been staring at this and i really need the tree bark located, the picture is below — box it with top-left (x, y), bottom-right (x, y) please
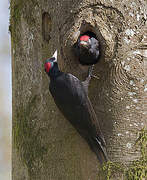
top-left (11, 0), bottom-right (147, 179)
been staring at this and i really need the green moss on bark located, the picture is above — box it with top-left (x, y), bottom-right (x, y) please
top-left (13, 95), bottom-right (47, 175)
top-left (10, 0), bottom-right (24, 44)
top-left (101, 129), bottom-right (147, 180)
top-left (10, 0), bottom-right (39, 44)
top-left (125, 129), bottom-right (147, 180)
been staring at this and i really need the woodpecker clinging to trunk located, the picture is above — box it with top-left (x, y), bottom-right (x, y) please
top-left (75, 34), bottom-right (100, 65)
top-left (44, 51), bottom-right (108, 163)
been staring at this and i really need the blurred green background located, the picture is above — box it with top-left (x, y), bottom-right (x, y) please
top-left (0, 1), bottom-right (11, 179)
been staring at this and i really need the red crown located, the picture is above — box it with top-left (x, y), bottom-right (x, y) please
top-left (80, 35), bottom-right (90, 42)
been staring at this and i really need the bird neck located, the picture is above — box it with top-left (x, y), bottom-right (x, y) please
top-left (49, 63), bottom-right (61, 77)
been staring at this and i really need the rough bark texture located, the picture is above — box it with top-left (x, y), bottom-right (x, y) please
top-left (11, 0), bottom-right (147, 179)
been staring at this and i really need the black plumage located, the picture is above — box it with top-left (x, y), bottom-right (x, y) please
top-left (75, 35), bottom-right (100, 65)
top-left (45, 58), bottom-right (108, 163)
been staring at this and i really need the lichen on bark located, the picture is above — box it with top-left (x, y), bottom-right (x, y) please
top-left (101, 129), bottom-right (147, 180)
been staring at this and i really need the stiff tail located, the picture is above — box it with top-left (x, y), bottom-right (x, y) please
top-left (86, 135), bottom-right (108, 164)
top-left (94, 137), bottom-right (108, 163)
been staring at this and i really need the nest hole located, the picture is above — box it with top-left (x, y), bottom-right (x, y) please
top-left (81, 31), bottom-right (97, 39)
top-left (74, 30), bottom-right (101, 65)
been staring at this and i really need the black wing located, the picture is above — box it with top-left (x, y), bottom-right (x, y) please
top-left (49, 73), bottom-right (108, 162)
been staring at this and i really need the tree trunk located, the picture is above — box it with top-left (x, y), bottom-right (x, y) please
top-left (11, 0), bottom-right (147, 179)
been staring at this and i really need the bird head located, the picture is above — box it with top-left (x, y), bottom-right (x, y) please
top-left (44, 57), bottom-right (56, 74)
top-left (76, 34), bottom-right (100, 65)
top-left (78, 35), bottom-right (90, 48)
top-left (44, 50), bottom-right (57, 74)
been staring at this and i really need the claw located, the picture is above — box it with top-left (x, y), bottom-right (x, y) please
top-left (87, 65), bottom-right (99, 80)
top-left (87, 65), bottom-right (94, 78)
top-left (91, 74), bottom-right (99, 80)
top-left (82, 65), bottom-right (99, 94)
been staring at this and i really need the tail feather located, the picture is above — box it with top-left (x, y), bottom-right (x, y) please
top-left (84, 135), bottom-right (108, 164)
top-left (94, 137), bottom-right (108, 163)
top-left (86, 136), bottom-right (108, 164)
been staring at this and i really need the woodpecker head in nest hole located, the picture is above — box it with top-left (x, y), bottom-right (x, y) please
top-left (75, 33), bottom-right (100, 65)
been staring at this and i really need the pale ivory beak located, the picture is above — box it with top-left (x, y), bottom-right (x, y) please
top-left (52, 50), bottom-right (57, 62)
top-left (80, 41), bottom-right (88, 47)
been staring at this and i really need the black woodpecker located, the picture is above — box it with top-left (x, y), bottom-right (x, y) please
top-left (44, 52), bottom-right (108, 163)
top-left (75, 34), bottom-right (100, 65)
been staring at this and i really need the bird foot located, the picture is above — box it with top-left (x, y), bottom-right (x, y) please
top-left (87, 65), bottom-right (94, 78)
top-left (91, 74), bottom-right (99, 80)
top-left (87, 65), bottom-right (99, 80)
top-left (82, 65), bottom-right (99, 94)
